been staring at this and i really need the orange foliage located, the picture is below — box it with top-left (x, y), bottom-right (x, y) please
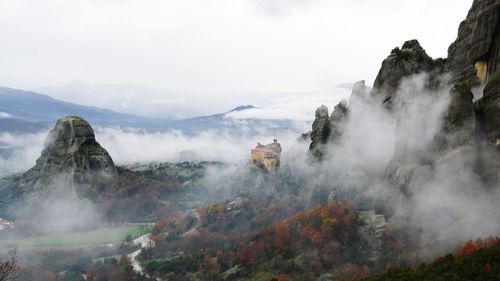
top-left (455, 237), bottom-right (500, 258)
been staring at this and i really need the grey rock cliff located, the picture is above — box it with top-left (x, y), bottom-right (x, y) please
top-left (309, 105), bottom-right (330, 160)
top-left (446, 0), bottom-right (500, 85)
top-left (7, 116), bottom-right (117, 199)
top-left (372, 40), bottom-right (445, 107)
top-left (308, 100), bottom-right (349, 161)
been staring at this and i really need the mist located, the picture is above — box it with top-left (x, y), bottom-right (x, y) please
top-left (0, 125), bottom-right (308, 179)
top-left (97, 127), bottom-right (303, 165)
top-left (0, 132), bottom-right (46, 178)
top-left (279, 73), bottom-right (500, 255)
top-left (1, 73), bottom-right (498, 258)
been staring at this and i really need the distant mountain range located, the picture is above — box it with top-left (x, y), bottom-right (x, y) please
top-left (0, 86), bottom-right (296, 134)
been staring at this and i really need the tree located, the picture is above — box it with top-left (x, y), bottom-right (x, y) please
top-left (0, 254), bottom-right (19, 281)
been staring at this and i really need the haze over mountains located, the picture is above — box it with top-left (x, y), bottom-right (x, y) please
top-left (0, 0), bottom-right (498, 280)
top-left (0, 85), bottom-right (323, 134)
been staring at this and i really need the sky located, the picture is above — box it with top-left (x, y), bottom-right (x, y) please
top-left (0, 0), bottom-right (472, 118)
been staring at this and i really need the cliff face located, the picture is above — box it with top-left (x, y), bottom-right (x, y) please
top-left (446, 0), bottom-right (499, 86)
top-left (308, 0), bottom-right (499, 190)
top-left (6, 116), bottom-right (117, 199)
top-left (309, 102), bottom-right (348, 160)
top-left (309, 105), bottom-right (331, 160)
top-left (372, 40), bottom-right (446, 107)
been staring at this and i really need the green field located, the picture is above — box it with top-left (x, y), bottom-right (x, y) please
top-left (0, 224), bottom-right (153, 249)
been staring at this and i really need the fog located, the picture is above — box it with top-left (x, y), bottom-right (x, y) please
top-left (226, 87), bottom-right (351, 121)
top-left (97, 127), bottom-right (303, 165)
top-left (281, 73), bottom-right (500, 254)
top-left (0, 73), bottom-right (498, 259)
top-left (0, 132), bottom-right (46, 178)
top-left (0, 125), bottom-right (307, 178)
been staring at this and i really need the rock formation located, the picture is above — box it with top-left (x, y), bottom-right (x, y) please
top-left (372, 39), bottom-right (446, 107)
top-left (309, 105), bottom-right (330, 160)
top-left (308, 101), bottom-right (349, 161)
top-left (327, 100), bottom-right (348, 143)
top-left (435, 81), bottom-right (475, 151)
top-left (358, 210), bottom-right (387, 262)
top-left (446, 0), bottom-right (499, 86)
top-left (476, 72), bottom-right (500, 147)
top-left (4, 116), bottom-right (117, 200)
top-left (309, 0), bottom-right (499, 192)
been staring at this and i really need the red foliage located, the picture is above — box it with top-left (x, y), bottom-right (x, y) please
top-left (455, 237), bottom-right (500, 258)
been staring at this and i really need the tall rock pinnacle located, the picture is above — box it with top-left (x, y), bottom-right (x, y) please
top-left (16, 116), bottom-right (117, 197)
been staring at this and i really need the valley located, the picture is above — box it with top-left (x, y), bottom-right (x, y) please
top-left (0, 0), bottom-right (499, 280)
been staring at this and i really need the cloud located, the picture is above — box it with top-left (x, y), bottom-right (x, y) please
top-left (0, 131), bottom-right (46, 178)
top-left (0, 112), bottom-right (12, 119)
top-left (225, 87), bottom-right (351, 121)
top-left (96, 127), bottom-right (301, 165)
top-left (0, 125), bottom-right (304, 179)
top-left (34, 82), bottom-right (197, 119)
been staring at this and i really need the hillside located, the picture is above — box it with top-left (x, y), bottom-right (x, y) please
top-left (363, 238), bottom-right (500, 281)
top-left (0, 0), bottom-right (498, 280)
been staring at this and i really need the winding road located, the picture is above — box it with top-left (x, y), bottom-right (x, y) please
top-left (127, 233), bottom-right (156, 279)
top-left (127, 210), bottom-right (201, 280)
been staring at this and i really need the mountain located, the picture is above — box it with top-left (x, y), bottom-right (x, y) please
top-left (172, 104), bottom-right (296, 134)
top-left (0, 86), bottom-right (297, 134)
top-left (0, 86), bottom-right (167, 132)
top-left (188, 105), bottom-right (257, 120)
top-left (34, 81), bottom-right (198, 119)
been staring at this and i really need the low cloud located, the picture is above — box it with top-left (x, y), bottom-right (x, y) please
top-left (0, 126), bottom-right (304, 178)
top-left (0, 112), bottom-right (12, 119)
top-left (0, 132), bottom-right (46, 178)
top-left (226, 88), bottom-right (351, 121)
top-left (96, 127), bottom-right (301, 165)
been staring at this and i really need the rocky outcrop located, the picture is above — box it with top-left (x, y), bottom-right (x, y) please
top-left (475, 72), bottom-right (500, 147)
top-left (309, 105), bottom-right (330, 160)
top-left (475, 71), bottom-right (500, 186)
top-left (372, 40), bottom-right (445, 106)
top-left (446, 0), bottom-right (499, 86)
top-left (307, 0), bottom-right (499, 193)
top-left (358, 210), bottom-right (387, 262)
top-left (327, 101), bottom-right (348, 143)
top-left (348, 80), bottom-right (369, 109)
top-left (308, 101), bottom-right (349, 160)
top-left (385, 0), bottom-right (499, 192)
top-left (435, 81), bottom-right (475, 151)
top-left (6, 116), bottom-right (117, 199)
